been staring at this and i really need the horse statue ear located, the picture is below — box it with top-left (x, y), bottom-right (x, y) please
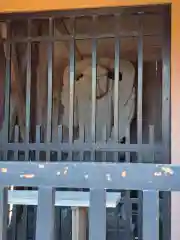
top-left (107, 69), bottom-right (122, 81)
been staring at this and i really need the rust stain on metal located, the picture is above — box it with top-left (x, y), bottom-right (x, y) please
top-left (121, 171), bottom-right (127, 177)
top-left (1, 168), bottom-right (7, 173)
top-left (154, 166), bottom-right (174, 177)
top-left (20, 174), bottom-right (35, 178)
top-left (161, 166), bottom-right (174, 175)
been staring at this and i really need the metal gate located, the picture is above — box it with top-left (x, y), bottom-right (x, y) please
top-left (0, 4), bottom-right (176, 240)
top-left (0, 162), bottom-right (180, 240)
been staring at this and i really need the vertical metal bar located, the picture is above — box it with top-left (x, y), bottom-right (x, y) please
top-left (23, 21), bottom-right (32, 240)
top-left (14, 125), bottom-right (19, 160)
top-left (91, 39), bottom-right (97, 144)
top-left (3, 22), bottom-right (11, 146)
top-left (0, 187), bottom-right (8, 240)
top-left (91, 16), bottom-right (97, 161)
top-left (124, 125), bottom-right (132, 239)
top-left (9, 205), bottom-right (17, 240)
top-left (68, 19), bottom-right (75, 161)
top-left (35, 187), bottom-right (55, 240)
top-left (35, 125), bottom-right (41, 161)
top-left (137, 19), bottom-right (143, 150)
top-left (55, 205), bottom-right (61, 240)
top-left (46, 18), bottom-right (53, 161)
top-left (89, 189), bottom-right (106, 240)
top-left (137, 18), bottom-right (144, 240)
top-left (162, 8), bottom-right (171, 240)
top-left (162, 0), bottom-right (170, 161)
top-left (125, 126), bottom-right (130, 162)
top-left (21, 207), bottom-right (28, 240)
top-left (25, 20), bottom-right (32, 158)
top-left (79, 123), bottom-right (85, 161)
top-left (32, 206), bottom-right (37, 240)
top-left (143, 191), bottom-right (159, 240)
top-left (149, 125), bottom-right (155, 162)
top-left (57, 125), bottom-right (63, 161)
top-left (10, 125), bottom-right (18, 239)
top-left (102, 125), bottom-right (107, 162)
top-left (114, 15), bottom-right (120, 162)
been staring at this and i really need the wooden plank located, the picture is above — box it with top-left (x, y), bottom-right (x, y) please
top-left (72, 208), bottom-right (86, 240)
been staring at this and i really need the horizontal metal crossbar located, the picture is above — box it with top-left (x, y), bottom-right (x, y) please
top-left (7, 190), bottom-right (121, 208)
top-left (0, 142), bottom-right (163, 152)
top-left (0, 162), bottom-right (179, 191)
top-left (0, 32), bottom-right (161, 43)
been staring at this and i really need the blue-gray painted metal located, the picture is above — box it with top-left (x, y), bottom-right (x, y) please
top-left (143, 191), bottom-right (159, 240)
top-left (35, 187), bottom-right (55, 240)
top-left (89, 189), bottom-right (106, 240)
top-left (0, 187), bottom-right (8, 240)
top-left (0, 162), bottom-right (179, 191)
top-left (162, 8), bottom-right (171, 240)
top-left (0, 142), bottom-right (163, 152)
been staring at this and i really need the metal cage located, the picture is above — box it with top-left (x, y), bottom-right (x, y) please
top-left (0, 4), bottom-right (172, 240)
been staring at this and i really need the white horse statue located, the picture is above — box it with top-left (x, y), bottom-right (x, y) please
top-left (61, 57), bottom-right (135, 161)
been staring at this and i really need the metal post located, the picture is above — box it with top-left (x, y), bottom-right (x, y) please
top-left (89, 189), bottom-right (106, 240)
top-left (113, 15), bottom-right (120, 162)
top-left (143, 191), bottom-right (159, 240)
top-left (46, 18), bottom-right (53, 161)
top-left (137, 17), bottom-right (143, 240)
top-left (68, 18), bottom-right (75, 161)
top-left (162, 7), bottom-right (171, 240)
top-left (91, 16), bottom-right (97, 161)
top-left (36, 187), bottom-right (55, 240)
top-left (0, 187), bottom-right (8, 240)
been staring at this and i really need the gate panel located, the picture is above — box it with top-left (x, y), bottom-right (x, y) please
top-left (0, 162), bottom-right (180, 240)
top-left (0, 4), bottom-right (171, 240)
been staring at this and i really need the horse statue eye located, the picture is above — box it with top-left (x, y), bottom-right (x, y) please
top-left (76, 73), bottom-right (83, 81)
top-left (107, 70), bottom-right (122, 81)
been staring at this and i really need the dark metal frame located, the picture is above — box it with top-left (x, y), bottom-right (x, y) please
top-left (0, 4), bottom-right (171, 240)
